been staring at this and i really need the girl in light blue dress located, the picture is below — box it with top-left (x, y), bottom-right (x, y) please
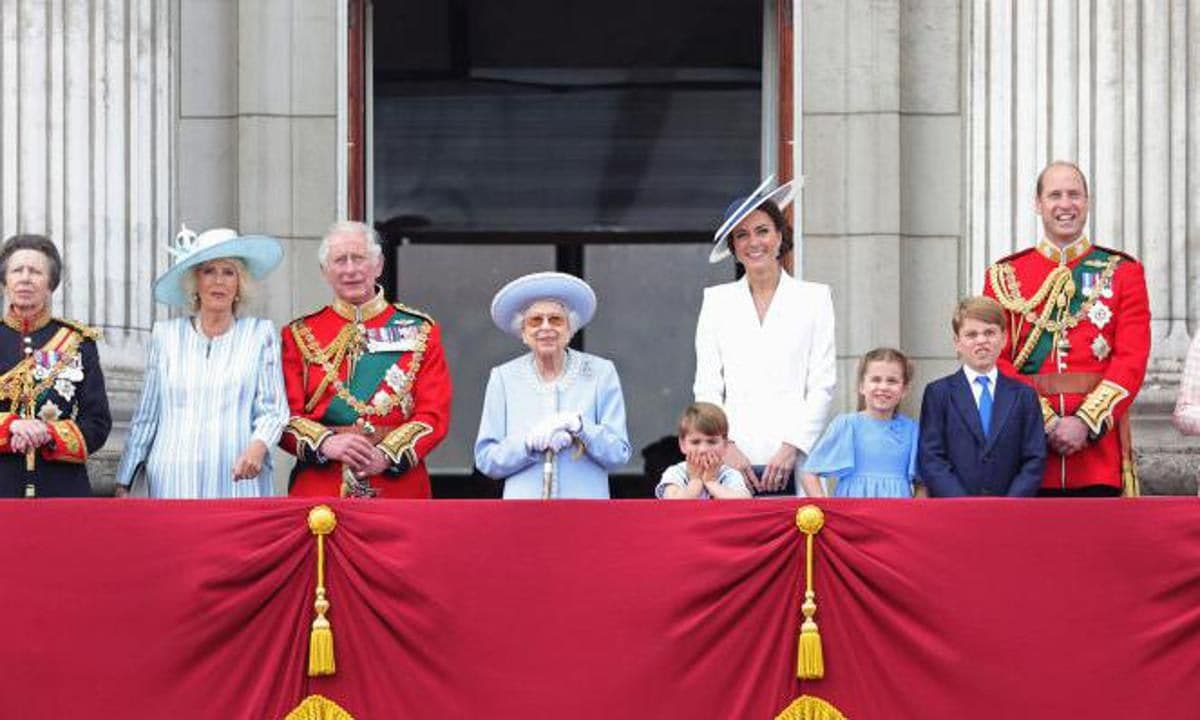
top-left (801, 347), bottom-right (923, 498)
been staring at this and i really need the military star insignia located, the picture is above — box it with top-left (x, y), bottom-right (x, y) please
top-left (1088, 300), bottom-right (1113, 329)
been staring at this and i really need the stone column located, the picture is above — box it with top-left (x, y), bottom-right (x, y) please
top-left (0, 0), bottom-right (172, 488)
top-left (965, 0), bottom-right (1200, 492)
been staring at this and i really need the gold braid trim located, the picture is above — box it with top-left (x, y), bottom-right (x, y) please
top-left (989, 255), bottom-right (1122, 370)
top-left (1040, 396), bottom-right (1059, 428)
top-left (290, 320), bottom-right (359, 414)
top-left (1076, 379), bottom-right (1129, 435)
top-left (45, 420), bottom-right (86, 462)
top-left (0, 331), bottom-right (85, 411)
top-left (393, 301), bottom-right (435, 324)
top-left (54, 318), bottom-right (101, 341)
top-left (285, 694), bottom-right (355, 720)
top-left (293, 319), bottom-right (429, 418)
top-left (378, 421), bottom-right (433, 467)
top-left (287, 416), bottom-right (333, 456)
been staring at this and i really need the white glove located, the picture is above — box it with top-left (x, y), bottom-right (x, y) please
top-left (548, 411), bottom-right (582, 435)
top-left (526, 412), bottom-right (583, 453)
top-left (525, 426), bottom-right (552, 453)
top-left (547, 429), bottom-right (573, 453)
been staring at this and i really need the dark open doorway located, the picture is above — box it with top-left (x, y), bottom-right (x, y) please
top-left (365, 0), bottom-right (766, 497)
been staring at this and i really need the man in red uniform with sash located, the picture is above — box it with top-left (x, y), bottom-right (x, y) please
top-left (983, 162), bottom-right (1150, 496)
top-left (280, 221), bottom-right (451, 498)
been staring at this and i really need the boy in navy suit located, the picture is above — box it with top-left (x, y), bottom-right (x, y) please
top-left (919, 297), bottom-right (1046, 496)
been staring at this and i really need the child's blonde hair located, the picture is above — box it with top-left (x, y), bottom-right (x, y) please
top-left (677, 402), bottom-right (729, 439)
top-left (952, 296), bottom-right (1005, 335)
top-left (855, 347), bottom-right (914, 411)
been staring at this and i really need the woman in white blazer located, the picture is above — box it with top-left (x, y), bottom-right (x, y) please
top-left (693, 177), bottom-right (837, 495)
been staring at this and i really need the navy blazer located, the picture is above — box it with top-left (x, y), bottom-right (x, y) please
top-left (918, 369), bottom-right (1046, 497)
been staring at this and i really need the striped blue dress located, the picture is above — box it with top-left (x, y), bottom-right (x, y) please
top-left (115, 316), bottom-right (288, 498)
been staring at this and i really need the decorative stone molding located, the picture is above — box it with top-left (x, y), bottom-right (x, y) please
top-left (0, 1), bottom-right (172, 491)
top-left (965, 2), bottom-right (1200, 493)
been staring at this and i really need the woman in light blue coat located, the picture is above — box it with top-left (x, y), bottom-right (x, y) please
top-left (474, 272), bottom-right (631, 498)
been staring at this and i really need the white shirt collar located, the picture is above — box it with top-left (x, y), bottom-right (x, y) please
top-left (961, 365), bottom-right (998, 388)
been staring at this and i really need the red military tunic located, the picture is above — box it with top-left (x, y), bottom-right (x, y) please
top-left (983, 237), bottom-right (1150, 492)
top-left (280, 290), bottom-right (452, 498)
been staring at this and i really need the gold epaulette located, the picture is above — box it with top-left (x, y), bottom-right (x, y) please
top-left (393, 302), bottom-right (435, 325)
top-left (1091, 244), bottom-right (1141, 265)
top-left (54, 318), bottom-right (101, 341)
top-left (992, 246), bottom-right (1037, 266)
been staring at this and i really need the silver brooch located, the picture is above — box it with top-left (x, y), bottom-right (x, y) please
top-left (1092, 335), bottom-right (1112, 361)
top-left (54, 376), bottom-right (76, 401)
top-left (37, 400), bottom-right (63, 423)
top-left (1087, 300), bottom-right (1113, 330)
top-left (385, 365), bottom-right (408, 393)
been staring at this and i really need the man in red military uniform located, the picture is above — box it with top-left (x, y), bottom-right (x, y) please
top-left (983, 162), bottom-right (1150, 496)
top-left (280, 221), bottom-right (452, 498)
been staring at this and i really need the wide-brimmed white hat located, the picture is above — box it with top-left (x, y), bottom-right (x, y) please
top-left (153, 224), bottom-right (284, 306)
top-left (489, 271), bottom-right (597, 338)
top-left (708, 175), bottom-right (800, 263)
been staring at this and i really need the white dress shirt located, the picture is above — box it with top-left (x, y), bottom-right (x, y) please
top-left (961, 365), bottom-right (999, 408)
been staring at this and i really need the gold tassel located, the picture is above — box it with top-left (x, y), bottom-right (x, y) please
top-left (795, 505), bottom-right (826, 680)
top-left (307, 505), bottom-right (338, 677)
top-left (774, 694), bottom-right (848, 720)
top-left (1121, 459), bottom-right (1140, 497)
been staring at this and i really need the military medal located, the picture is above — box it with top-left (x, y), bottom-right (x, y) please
top-left (1092, 335), bottom-right (1112, 361)
top-left (1079, 272), bottom-right (1097, 298)
top-left (1087, 300), bottom-right (1112, 329)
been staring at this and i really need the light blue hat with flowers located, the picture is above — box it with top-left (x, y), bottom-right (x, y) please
top-left (153, 224), bottom-right (284, 306)
top-left (490, 271), bottom-right (597, 338)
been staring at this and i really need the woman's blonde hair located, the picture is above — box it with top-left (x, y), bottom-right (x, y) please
top-left (181, 257), bottom-right (257, 315)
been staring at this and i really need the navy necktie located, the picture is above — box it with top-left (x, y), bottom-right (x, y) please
top-left (975, 375), bottom-right (993, 436)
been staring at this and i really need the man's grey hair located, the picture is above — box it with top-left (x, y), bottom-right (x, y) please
top-left (509, 298), bottom-right (581, 340)
top-left (317, 220), bottom-right (383, 267)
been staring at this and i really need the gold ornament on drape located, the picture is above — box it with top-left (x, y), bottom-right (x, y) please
top-left (795, 504), bottom-right (825, 679)
top-left (307, 505), bottom-right (338, 676)
top-left (285, 694), bottom-right (355, 720)
top-left (774, 694), bottom-right (848, 720)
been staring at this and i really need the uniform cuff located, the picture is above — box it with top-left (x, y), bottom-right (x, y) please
top-left (377, 421), bottom-right (433, 469)
top-left (1076, 380), bottom-right (1129, 435)
top-left (285, 417), bottom-right (333, 463)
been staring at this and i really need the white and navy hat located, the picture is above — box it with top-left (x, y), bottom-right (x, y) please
top-left (708, 175), bottom-right (799, 263)
top-left (489, 271), bottom-right (597, 338)
top-left (153, 225), bottom-right (284, 306)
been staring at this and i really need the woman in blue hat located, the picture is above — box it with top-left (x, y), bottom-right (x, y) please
top-left (693, 177), bottom-right (838, 496)
top-left (114, 226), bottom-right (289, 497)
top-left (475, 271), bottom-right (632, 498)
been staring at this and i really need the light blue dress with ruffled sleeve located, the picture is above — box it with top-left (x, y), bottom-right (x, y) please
top-left (803, 412), bottom-right (919, 498)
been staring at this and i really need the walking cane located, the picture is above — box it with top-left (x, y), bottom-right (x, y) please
top-left (541, 449), bottom-right (555, 499)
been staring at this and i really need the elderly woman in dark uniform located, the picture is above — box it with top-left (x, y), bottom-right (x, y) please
top-left (0, 234), bottom-right (111, 497)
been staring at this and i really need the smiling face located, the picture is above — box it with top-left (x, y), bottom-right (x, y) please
top-left (729, 209), bottom-right (783, 272)
top-left (954, 318), bottom-right (1005, 374)
top-left (3, 249), bottom-right (53, 316)
top-left (194, 259), bottom-right (242, 315)
top-left (1034, 164), bottom-right (1090, 248)
top-left (520, 299), bottom-right (571, 359)
top-left (858, 359), bottom-right (908, 418)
